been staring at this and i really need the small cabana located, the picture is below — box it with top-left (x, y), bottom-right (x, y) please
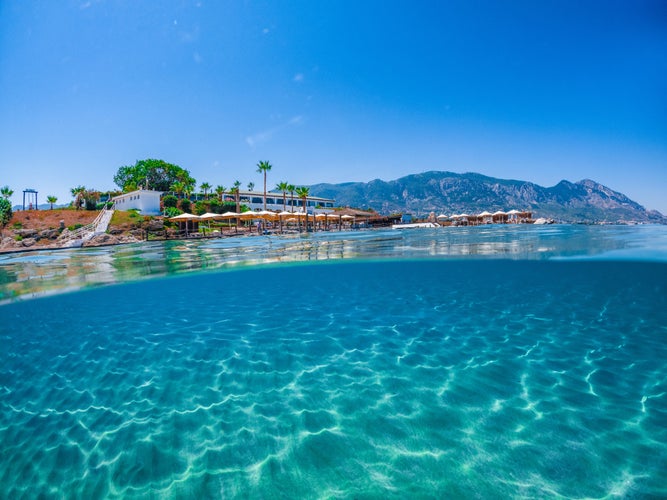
top-left (169, 213), bottom-right (200, 236)
top-left (492, 211), bottom-right (508, 224)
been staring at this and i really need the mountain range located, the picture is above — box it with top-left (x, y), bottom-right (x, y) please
top-left (308, 171), bottom-right (666, 224)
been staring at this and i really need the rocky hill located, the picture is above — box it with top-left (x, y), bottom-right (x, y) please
top-left (309, 171), bottom-right (666, 223)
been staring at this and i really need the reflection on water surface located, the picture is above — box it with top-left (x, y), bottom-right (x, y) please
top-left (1, 224), bottom-right (666, 302)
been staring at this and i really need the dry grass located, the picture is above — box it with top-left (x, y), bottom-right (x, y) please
top-left (7, 209), bottom-right (97, 231)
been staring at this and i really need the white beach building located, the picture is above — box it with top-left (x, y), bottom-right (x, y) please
top-left (112, 189), bottom-right (163, 215)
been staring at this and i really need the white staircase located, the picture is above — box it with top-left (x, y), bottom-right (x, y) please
top-left (60, 205), bottom-right (115, 247)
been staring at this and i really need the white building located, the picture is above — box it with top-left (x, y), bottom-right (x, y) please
top-left (112, 189), bottom-right (163, 215)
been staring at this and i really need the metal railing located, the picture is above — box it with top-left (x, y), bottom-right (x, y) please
top-left (60, 204), bottom-right (115, 243)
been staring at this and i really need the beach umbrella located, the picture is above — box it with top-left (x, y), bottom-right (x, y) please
top-left (169, 213), bottom-right (200, 235)
top-left (220, 211), bottom-right (239, 218)
top-left (169, 212), bottom-right (200, 220)
top-left (199, 212), bottom-right (223, 220)
top-left (436, 214), bottom-right (449, 219)
top-left (478, 211), bottom-right (492, 217)
top-left (256, 210), bottom-right (279, 219)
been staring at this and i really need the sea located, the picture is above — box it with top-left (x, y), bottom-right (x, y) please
top-left (1, 224), bottom-right (666, 498)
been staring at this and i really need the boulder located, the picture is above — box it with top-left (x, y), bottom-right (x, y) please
top-left (82, 233), bottom-right (119, 247)
top-left (21, 238), bottom-right (36, 247)
top-left (39, 228), bottom-right (60, 239)
top-left (14, 228), bottom-right (38, 238)
top-left (146, 219), bottom-right (164, 231)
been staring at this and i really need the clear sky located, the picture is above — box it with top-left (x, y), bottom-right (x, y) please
top-left (1, 0), bottom-right (666, 213)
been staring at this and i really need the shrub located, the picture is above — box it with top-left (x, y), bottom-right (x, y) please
top-left (0, 198), bottom-right (11, 227)
top-left (164, 207), bottom-right (182, 218)
top-left (179, 199), bottom-right (191, 212)
top-left (194, 201), bottom-right (207, 215)
top-left (68, 223), bottom-right (84, 231)
top-left (162, 194), bottom-right (178, 208)
top-left (12, 222), bottom-right (23, 229)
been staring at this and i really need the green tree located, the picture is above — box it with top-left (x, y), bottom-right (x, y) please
top-left (180, 198), bottom-right (192, 213)
top-left (46, 195), bottom-right (58, 209)
top-left (215, 185), bottom-right (226, 201)
top-left (247, 181), bottom-right (254, 192)
top-left (0, 186), bottom-right (13, 200)
top-left (230, 180), bottom-right (242, 219)
top-left (296, 186), bottom-right (310, 231)
top-left (171, 181), bottom-right (185, 199)
top-left (0, 197), bottom-right (12, 228)
top-left (71, 186), bottom-right (86, 210)
top-left (114, 159), bottom-right (196, 193)
top-left (162, 194), bottom-right (178, 208)
top-left (84, 190), bottom-right (100, 210)
top-left (276, 181), bottom-right (289, 211)
top-left (256, 160), bottom-right (272, 210)
top-left (200, 182), bottom-right (212, 200)
top-left (287, 184), bottom-right (296, 212)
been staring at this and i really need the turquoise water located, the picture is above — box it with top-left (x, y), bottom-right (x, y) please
top-left (1, 225), bottom-right (666, 497)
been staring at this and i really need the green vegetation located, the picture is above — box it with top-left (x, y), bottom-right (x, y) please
top-left (257, 160), bottom-right (272, 210)
top-left (0, 197), bottom-right (12, 228)
top-left (276, 181), bottom-right (289, 211)
top-left (1, 186), bottom-right (13, 200)
top-left (114, 158), bottom-right (196, 193)
top-left (164, 207), bottom-right (182, 218)
top-left (162, 194), bottom-right (178, 208)
top-left (46, 195), bottom-right (58, 209)
top-left (180, 198), bottom-right (192, 213)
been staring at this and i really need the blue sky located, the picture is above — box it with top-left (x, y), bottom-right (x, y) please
top-left (1, 0), bottom-right (666, 213)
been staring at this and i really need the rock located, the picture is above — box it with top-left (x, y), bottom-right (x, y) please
top-left (14, 229), bottom-right (38, 238)
top-left (57, 228), bottom-right (72, 241)
top-left (82, 233), bottom-right (119, 247)
top-left (0, 237), bottom-right (16, 249)
top-left (146, 219), bottom-right (164, 231)
top-left (39, 228), bottom-right (60, 239)
top-left (21, 238), bottom-right (36, 247)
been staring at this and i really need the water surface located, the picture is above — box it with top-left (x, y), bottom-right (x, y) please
top-left (1, 225), bottom-right (666, 497)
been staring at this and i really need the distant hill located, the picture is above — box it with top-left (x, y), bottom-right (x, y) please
top-left (308, 171), bottom-right (666, 224)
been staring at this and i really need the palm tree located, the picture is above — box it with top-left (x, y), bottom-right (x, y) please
top-left (231, 180), bottom-right (242, 214)
top-left (71, 185), bottom-right (86, 210)
top-left (0, 186), bottom-right (13, 200)
top-left (215, 185), bottom-right (226, 201)
top-left (200, 182), bottom-right (211, 200)
top-left (183, 184), bottom-right (193, 202)
top-left (256, 160), bottom-right (272, 210)
top-left (276, 181), bottom-right (289, 211)
top-left (247, 181), bottom-right (254, 192)
top-left (46, 195), bottom-right (58, 210)
top-left (230, 180), bottom-right (242, 229)
top-left (296, 186), bottom-right (310, 231)
top-left (171, 181), bottom-right (185, 199)
top-left (287, 184), bottom-right (296, 213)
